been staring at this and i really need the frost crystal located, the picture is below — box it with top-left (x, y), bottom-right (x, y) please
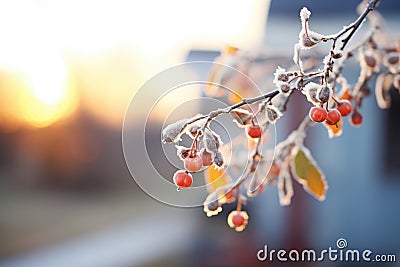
top-left (297, 7), bottom-right (326, 50)
top-left (273, 67), bottom-right (292, 95)
top-left (162, 118), bottom-right (188, 143)
top-left (273, 67), bottom-right (288, 85)
top-left (293, 43), bottom-right (304, 71)
top-left (300, 7), bottom-right (311, 25)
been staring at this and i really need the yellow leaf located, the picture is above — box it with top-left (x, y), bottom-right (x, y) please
top-left (323, 118), bottom-right (343, 138)
top-left (204, 164), bottom-right (232, 193)
top-left (290, 146), bottom-right (328, 201)
top-left (224, 45), bottom-right (239, 55)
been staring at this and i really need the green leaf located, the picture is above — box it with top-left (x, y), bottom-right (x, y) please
top-left (290, 145), bottom-right (328, 201)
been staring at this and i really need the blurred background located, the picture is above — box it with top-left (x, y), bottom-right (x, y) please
top-left (0, 0), bottom-right (399, 266)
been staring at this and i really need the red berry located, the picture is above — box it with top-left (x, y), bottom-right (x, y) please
top-left (247, 125), bottom-right (262, 138)
top-left (227, 210), bottom-right (249, 232)
top-left (184, 155), bottom-right (203, 172)
top-left (232, 214), bottom-right (245, 227)
top-left (200, 149), bottom-right (212, 166)
top-left (309, 106), bottom-right (327, 123)
top-left (350, 111), bottom-right (363, 127)
top-left (325, 109), bottom-right (341, 125)
top-left (173, 170), bottom-right (193, 188)
top-left (337, 100), bottom-right (353, 116)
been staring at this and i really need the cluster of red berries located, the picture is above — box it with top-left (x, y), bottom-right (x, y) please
top-left (173, 149), bottom-right (213, 189)
top-left (308, 100), bottom-right (360, 125)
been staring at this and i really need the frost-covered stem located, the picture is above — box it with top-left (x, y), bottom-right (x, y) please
top-left (228, 89), bottom-right (280, 112)
top-left (321, 0), bottom-right (380, 83)
top-left (338, 0), bottom-right (380, 51)
top-left (236, 193), bottom-right (242, 211)
top-left (186, 90), bottom-right (280, 132)
top-left (188, 1), bottom-right (380, 133)
top-left (325, 0), bottom-right (380, 51)
top-left (326, 31), bottom-right (376, 93)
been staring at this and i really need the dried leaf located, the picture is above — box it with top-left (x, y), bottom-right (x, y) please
top-left (204, 164), bottom-right (232, 194)
top-left (273, 66), bottom-right (289, 85)
top-left (213, 151), bottom-right (225, 168)
top-left (298, 7), bottom-right (326, 49)
top-left (230, 108), bottom-right (253, 127)
top-left (290, 146), bottom-right (328, 201)
top-left (203, 129), bottom-right (223, 154)
top-left (175, 145), bottom-right (191, 161)
top-left (375, 73), bottom-right (392, 109)
top-left (266, 104), bottom-right (282, 124)
top-left (277, 163), bottom-right (293, 206)
top-left (184, 115), bottom-right (207, 138)
top-left (303, 82), bottom-right (321, 105)
top-left (323, 119), bottom-right (343, 138)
